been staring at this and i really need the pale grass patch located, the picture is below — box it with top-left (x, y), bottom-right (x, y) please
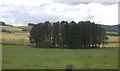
top-left (2, 32), bottom-right (30, 45)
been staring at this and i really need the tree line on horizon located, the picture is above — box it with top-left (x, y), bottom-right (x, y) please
top-left (0, 21), bottom-right (13, 26)
top-left (29, 21), bottom-right (108, 49)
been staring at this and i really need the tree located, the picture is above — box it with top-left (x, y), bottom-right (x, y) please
top-left (59, 21), bottom-right (66, 47)
top-left (29, 23), bottom-right (49, 47)
top-left (28, 23), bottom-right (35, 26)
top-left (63, 21), bottom-right (70, 48)
top-left (0, 21), bottom-right (5, 26)
top-left (52, 22), bottom-right (60, 47)
top-left (29, 21), bottom-right (108, 49)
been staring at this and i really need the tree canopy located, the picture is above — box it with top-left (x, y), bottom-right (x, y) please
top-left (29, 21), bottom-right (108, 49)
top-left (0, 21), bottom-right (5, 26)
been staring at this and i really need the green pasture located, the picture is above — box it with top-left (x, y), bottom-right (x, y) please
top-left (1, 28), bottom-right (119, 69)
top-left (2, 45), bottom-right (118, 69)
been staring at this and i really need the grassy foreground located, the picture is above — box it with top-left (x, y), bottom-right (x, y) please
top-left (2, 45), bottom-right (118, 69)
top-left (1, 31), bottom-right (119, 69)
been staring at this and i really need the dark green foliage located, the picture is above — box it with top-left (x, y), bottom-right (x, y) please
top-left (28, 23), bottom-right (35, 26)
top-left (52, 22), bottom-right (60, 47)
top-left (29, 21), bottom-right (108, 48)
top-left (0, 21), bottom-right (5, 26)
top-left (0, 21), bottom-right (13, 26)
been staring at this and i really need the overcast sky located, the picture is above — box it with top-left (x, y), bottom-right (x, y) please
top-left (0, 0), bottom-right (119, 26)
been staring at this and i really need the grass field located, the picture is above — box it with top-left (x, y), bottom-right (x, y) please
top-left (107, 36), bottom-right (119, 43)
top-left (2, 45), bottom-right (118, 69)
top-left (1, 28), bottom-right (119, 69)
top-left (1, 32), bottom-right (119, 47)
top-left (2, 32), bottom-right (30, 46)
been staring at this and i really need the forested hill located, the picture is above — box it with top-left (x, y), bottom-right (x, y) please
top-left (100, 25), bottom-right (118, 32)
top-left (100, 24), bottom-right (119, 35)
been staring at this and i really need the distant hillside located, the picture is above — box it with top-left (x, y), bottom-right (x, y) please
top-left (1, 21), bottom-right (119, 35)
top-left (100, 25), bottom-right (118, 32)
top-left (0, 26), bottom-right (32, 33)
top-left (0, 26), bottom-right (22, 33)
top-left (100, 25), bottom-right (119, 35)
top-left (0, 21), bottom-right (32, 33)
top-left (15, 26), bottom-right (32, 32)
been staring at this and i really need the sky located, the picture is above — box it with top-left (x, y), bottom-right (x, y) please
top-left (0, 0), bottom-right (119, 26)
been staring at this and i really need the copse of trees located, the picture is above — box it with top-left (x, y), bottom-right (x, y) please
top-left (0, 21), bottom-right (5, 26)
top-left (29, 21), bottom-right (108, 49)
top-left (0, 21), bottom-right (13, 26)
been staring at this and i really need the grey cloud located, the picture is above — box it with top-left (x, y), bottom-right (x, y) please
top-left (52, 0), bottom-right (119, 2)
top-left (0, 1), bottom-right (117, 26)
top-left (101, 2), bottom-right (117, 5)
top-left (0, 4), bottom-right (63, 25)
top-left (38, 3), bottom-right (50, 7)
top-left (60, 2), bottom-right (89, 5)
top-left (52, 0), bottom-right (118, 5)
top-left (58, 2), bottom-right (117, 6)
top-left (83, 14), bottom-right (94, 20)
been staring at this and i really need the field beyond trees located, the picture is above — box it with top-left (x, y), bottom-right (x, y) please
top-left (2, 32), bottom-right (119, 48)
top-left (1, 25), bottom-right (119, 69)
